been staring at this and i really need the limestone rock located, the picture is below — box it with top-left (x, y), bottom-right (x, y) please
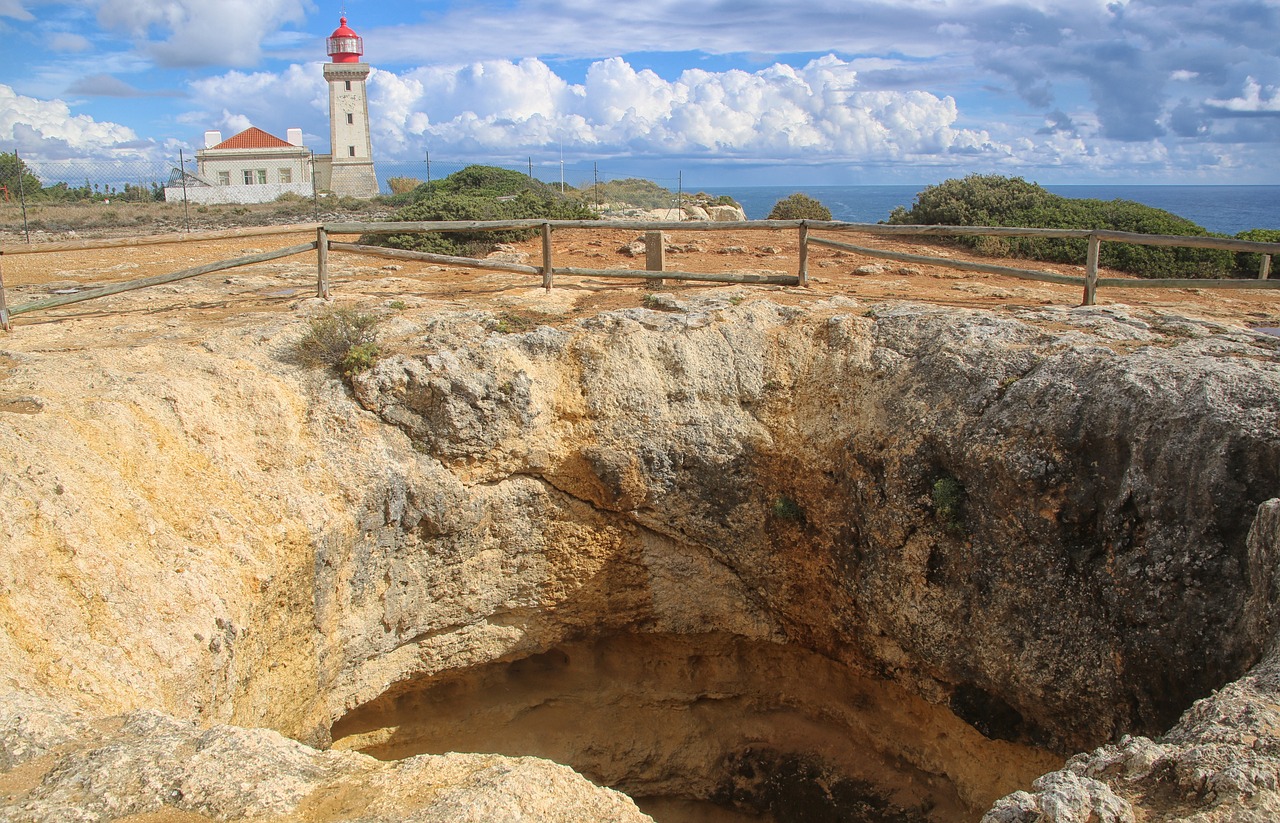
top-left (0, 695), bottom-right (651, 823)
top-left (984, 499), bottom-right (1280, 822)
top-left (485, 244), bottom-right (531, 265)
top-left (618, 239), bottom-right (647, 257)
top-left (707, 204), bottom-right (747, 221)
top-left (3, 294), bottom-right (1279, 821)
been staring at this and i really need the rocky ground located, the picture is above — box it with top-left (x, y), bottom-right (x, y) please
top-left (1, 220), bottom-right (1279, 822)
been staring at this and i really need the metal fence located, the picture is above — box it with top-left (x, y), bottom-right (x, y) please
top-left (0, 149), bottom-right (686, 202)
top-left (0, 147), bottom-right (692, 242)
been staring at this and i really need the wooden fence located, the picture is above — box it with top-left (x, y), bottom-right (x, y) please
top-left (2, 218), bottom-right (1278, 331)
top-left (0, 223), bottom-right (322, 330)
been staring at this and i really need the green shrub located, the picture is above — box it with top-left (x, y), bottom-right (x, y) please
top-left (367, 165), bottom-right (596, 256)
top-left (295, 308), bottom-right (381, 378)
top-left (771, 496), bottom-right (804, 521)
top-left (767, 193), bottom-right (833, 221)
top-left (931, 475), bottom-right (967, 536)
top-left (573, 177), bottom-right (676, 209)
top-left (888, 174), bottom-right (1235, 279)
top-left (1233, 229), bottom-right (1280, 278)
top-left (492, 311), bottom-right (537, 334)
top-left (340, 342), bottom-right (380, 375)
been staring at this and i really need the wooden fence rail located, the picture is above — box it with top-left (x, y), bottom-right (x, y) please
top-left (0, 223), bottom-right (321, 256)
top-left (802, 221), bottom-right (1279, 304)
top-left (2, 217), bottom-right (1278, 330)
top-left (2, 242), bottom-right (317, 328)
top-left (324, 218), bottom-right (1279, 305)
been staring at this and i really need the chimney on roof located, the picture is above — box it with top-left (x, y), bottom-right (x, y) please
top-left (286, 128), bottom-right (304, 147)
top-left (204, 130), bottom-right (222, 148)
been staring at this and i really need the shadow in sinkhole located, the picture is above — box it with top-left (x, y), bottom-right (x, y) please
top-left (330, 631), bottom-right (1061, 823)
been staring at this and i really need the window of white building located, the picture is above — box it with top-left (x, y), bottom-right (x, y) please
top-left (217, 171), bottom-right (230, 186)
top-left (279, 168), bottom-right (292, 184)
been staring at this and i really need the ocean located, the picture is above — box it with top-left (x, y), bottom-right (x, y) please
top-left (713, 185), bottom-right (1280, 236)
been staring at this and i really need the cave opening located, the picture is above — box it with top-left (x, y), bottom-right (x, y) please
top-left (330, 632), bottom-right (1061, 823)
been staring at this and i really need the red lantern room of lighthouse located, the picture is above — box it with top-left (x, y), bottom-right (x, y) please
top-left (327, 17), bottom-right (363, 63)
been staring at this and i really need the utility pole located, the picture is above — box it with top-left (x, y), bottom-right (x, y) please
top-left (309, 149), bottom-right (319, 222)
top-left (593, 162), bottom-right (599, 208)
top-left (16, 150), bottom-right (29, 243)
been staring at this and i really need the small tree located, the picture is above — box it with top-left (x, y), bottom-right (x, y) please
top-left (767, 192), bottom-right (832, 221)
top-left (0, 151), bottom-right (42, 199)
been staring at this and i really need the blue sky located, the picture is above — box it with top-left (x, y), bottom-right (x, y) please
top-left (2, 0), bottom-right (1279, 188)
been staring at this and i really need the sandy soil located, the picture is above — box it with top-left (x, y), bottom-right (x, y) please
top-left (1, 224), bottom-right (1277, 335)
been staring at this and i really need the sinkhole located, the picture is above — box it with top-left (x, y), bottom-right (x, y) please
top-left (330, 632), bottom-right (1062, 822)
top-left (321, 305), bottom-right (1280, 822)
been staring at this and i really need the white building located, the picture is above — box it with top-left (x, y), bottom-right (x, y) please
top-left (164, 127), bottom-right (314, 205)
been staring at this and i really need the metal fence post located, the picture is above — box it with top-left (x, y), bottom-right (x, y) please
top-left (179, 149), bottom-right (190, 232)
top-left (0, 255), bottom-right (11, 331)
top-left (317, 226), bottom-right (330, 299)
top-left (16, 150), bottom-right (30, 244)
top-left (310, 150), bottom-right (320, 222)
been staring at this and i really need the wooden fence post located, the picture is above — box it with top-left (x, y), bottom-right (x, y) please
top-left (1261, 254), bottom-right (1272, 280)
top-left (1083, 233), bottom-right (1100, 306)
top-left (0, 256), bottom-right (10, 331)
top-left (645, 230), bottom-right (665, 286)
top-left (798, 222), bottom-right (809, 287)
top-left (317, 226), bottom-right (330, 299)
top-left (541, 222), bottom-right (553, 292)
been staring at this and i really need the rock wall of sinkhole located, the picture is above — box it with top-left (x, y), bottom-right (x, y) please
top-left (1, 295), bottom-right (1279, 821)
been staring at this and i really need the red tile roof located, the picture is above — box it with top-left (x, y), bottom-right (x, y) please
top-left (212, 127), bottom-right (293, 150)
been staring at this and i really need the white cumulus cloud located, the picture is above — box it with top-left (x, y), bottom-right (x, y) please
top-left (0, 84), bottom-right (147, 160)
top-left (1207, 77), bottom-right (1280, 113)
top-left (356, 55), bottom-right (1006, 165)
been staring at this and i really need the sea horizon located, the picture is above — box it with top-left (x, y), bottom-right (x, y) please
top-left (710, 183), bottom-right (1280, 237)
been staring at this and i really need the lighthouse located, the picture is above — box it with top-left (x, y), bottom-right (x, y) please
top-left (320, 16), bottom-right (378, 197)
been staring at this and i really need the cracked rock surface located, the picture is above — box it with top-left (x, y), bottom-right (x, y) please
top-left (2, 291), bottom-right (1279, 821)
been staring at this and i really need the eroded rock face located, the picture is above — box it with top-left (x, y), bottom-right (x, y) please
top-left (983, 499), bottom-right (1280, 823)
top-left (0, 692), bottom-right (650, 823)
top-left (1, 295), bottom-right (1278, 821)
top-left (346, 299), bottom-right (1280, 753)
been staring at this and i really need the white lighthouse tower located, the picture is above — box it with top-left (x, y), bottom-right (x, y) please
top-left (321, 16), bottom-right (378, 197)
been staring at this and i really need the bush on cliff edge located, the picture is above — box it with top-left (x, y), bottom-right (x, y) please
top-left (366, 165), bottom-right (596, 256)
top-left (888, 174), bottom-right (1236, 279)
top-left (767, 193), bottom-right (833, 221)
